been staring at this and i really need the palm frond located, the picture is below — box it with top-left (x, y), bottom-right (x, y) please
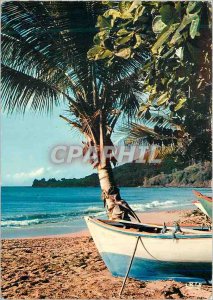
top-left (1, 64), bottom-right (61, 114)
top-left (2, 1), bottom-right (103, 113)
top-left (2, 1), bottom-right (147, 149)
top-left (117, 119), bottom-right (180, 147)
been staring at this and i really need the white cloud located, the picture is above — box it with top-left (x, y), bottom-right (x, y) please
top-left (12, 167), bottom-right (45, 180)
top-left (6, 167), bottom-right (63, 184)
top-left (4, 164), bottom-right (94, 186)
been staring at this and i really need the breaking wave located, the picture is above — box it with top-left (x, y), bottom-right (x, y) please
top-left (131, 200), bottom-right (177, 212)
top-left (1, 200), bottom-right (177, 228)
top-left (1, 219), bottom-right (41, 227)
top-left (1, 206), bottom-right (105, 228)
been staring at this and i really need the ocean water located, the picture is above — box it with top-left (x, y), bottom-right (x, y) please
top-left (1, 186), bottom-right (211, 239)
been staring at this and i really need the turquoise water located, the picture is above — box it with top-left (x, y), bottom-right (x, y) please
top-left (1, 186), bottom-right (211, 238)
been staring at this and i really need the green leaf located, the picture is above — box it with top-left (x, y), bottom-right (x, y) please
top-left (152, 24), bottom-right (179, 54)
top-left (190, 15), bottom-right (200, 39)
top-left (161, 47), bottom-right (175, 59)
top-left (187, 2), bottom-right (197, 14)
top-left (170, 30), bottom-right (182, 45)
top-left (174, 97), bottom-right (187, 111)
top-left (128, 1), bottom-right (140, 13)
top-left (152, 16), bottom-right (167, 33)
top-left (87, 45), bottom-right (104, 60)
top-left (171, 16), bottom-right (197, 45)
top-left (170, 14), bottom-right (194, 45)
top-left (133, 34), bottom-right (142, 49)
top-left (133, 5), bottom-right (145, 23)
top-left (175, 47), bottom-right (184, 60)
top-left (117, 29), bottom-right (130, 36)
top-left (93, 31), bottom-right (109, 45)
top-left (97, 49), bottom-right (113, 60)
top-left (115, 48), bottom-right (131, 59)
top-left (103, 9), bottom-right (121, 19)
top-left (178, 14), bottom-right (194, 31)
top-left (149, 93), bottom-right (157, 102)
top-left (157, 92), bottom-right (169, 105)
top-left (121, 11), bottom-right (133, 19)
top-left (97, 16), bottom-right (111, 29)
top-left (119, 2), bottom-right (131, 13)
top-left (187, 2), bottom-right (202, 14)
top-left (160, 4), bottom-right (176, 24)
top-left (175, 2), bottom-right (182, 13)
top-left (115, 32), bottom-right (134, 45)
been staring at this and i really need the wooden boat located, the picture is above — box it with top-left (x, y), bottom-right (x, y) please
top-left (85, 217), bottom-right (212, 282)
top-left (193, 200), bottom-right (209, 216)
top-left (193, 190), bottom-right (212, 219)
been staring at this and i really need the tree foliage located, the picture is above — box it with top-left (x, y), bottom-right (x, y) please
top-left (32, 161), bottom-right (211, 188)
top-left (88, 1), bottom-right (212, 163)
top-left (1, 1), bottom-right (145, 168)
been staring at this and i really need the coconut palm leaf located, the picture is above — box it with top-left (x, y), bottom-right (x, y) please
top-left (2, 1), bottom-right (145, 121)
top-left (2, 2), bottom-right (99, 109)
top-left (117, 114), bottom-right (182, 147)
top-left (1, 1), bottom-right (146, 174)
top-left (1, 64), bottom-right (62, 114)
top-left (1, 1), bottom-right (160, 221)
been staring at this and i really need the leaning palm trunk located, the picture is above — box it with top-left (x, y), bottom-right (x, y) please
top-left (97, 159), bottom-right (140, 222)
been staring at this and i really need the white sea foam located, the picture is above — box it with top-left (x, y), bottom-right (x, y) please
top-left (1, 201), bottom-right (177, 228)
top-left (131, 200), bottom-right (177, 212)
top-left (1, 219), bottom-right (40, 227)
top-left (84, 206), bottom-right (104, 213)
top-left (84, 206), bottom-right (106, 217)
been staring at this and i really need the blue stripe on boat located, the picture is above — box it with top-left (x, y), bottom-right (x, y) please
top-left (101, 252), bottom-right (212, 282)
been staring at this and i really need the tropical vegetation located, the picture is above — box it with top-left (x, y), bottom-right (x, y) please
top-left (33, 161), bottom-right (211, 188)
top-left (2, 1), bottom-right (146, 221)
top-left (88, 1), bottom-right (212, 163)
top-left (2, 1), bottom-right (211, 220)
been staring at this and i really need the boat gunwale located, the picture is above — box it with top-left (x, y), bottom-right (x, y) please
top-left (85, 217), bottom-right (212, 239)
top-left (193, 190), bottom-right (212, 203)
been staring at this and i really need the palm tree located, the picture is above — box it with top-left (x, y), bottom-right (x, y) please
top-left (2, 1), bottom-right (146, 221)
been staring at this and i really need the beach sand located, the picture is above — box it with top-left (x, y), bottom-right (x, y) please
top-left (2, 209), bottom-right (212, 299)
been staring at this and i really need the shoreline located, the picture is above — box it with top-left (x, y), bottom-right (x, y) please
top-left (31, 184), bottom-right (211, 188)
top-left (3, 208), bottom-right (207, 240)
top-left (7, 229), bottom-right (90, 240)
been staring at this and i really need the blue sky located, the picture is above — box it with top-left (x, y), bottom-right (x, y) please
top-left (1, 106), bottom-right (95, 186)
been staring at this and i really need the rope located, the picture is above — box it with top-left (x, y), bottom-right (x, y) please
top-left (102, 187), bottom-right (141, 223)
top-left (139, 236), bottom-right (161, 262)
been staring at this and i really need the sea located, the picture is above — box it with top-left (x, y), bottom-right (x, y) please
top-left (1, 186), bottom-right (211, 239)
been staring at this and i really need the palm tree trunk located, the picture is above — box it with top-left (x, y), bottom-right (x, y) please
top-left (97, 160), bottom-right (138, 222)
top-left (97, 160), bottom-right (121, 220)
top-left (97, 161), bottom-right (116, 193)
top-left (95, 115), bottom-right (138, 221)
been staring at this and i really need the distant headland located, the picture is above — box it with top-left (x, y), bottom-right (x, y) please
top-left (32, 161), bottom-right (211, 188)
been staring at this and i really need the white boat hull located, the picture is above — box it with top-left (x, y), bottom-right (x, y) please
top-left (85, 217), bottom-right (212, 282)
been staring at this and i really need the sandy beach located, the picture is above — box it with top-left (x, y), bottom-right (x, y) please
top-left (2, 209), bottom-right (212, 299)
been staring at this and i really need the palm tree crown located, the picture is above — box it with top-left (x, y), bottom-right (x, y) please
top-left (2, 1), bottom-right (148, 221)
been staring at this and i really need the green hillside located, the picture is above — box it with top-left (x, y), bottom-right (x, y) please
top-left (32, 161), bottom-right (211, 188)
